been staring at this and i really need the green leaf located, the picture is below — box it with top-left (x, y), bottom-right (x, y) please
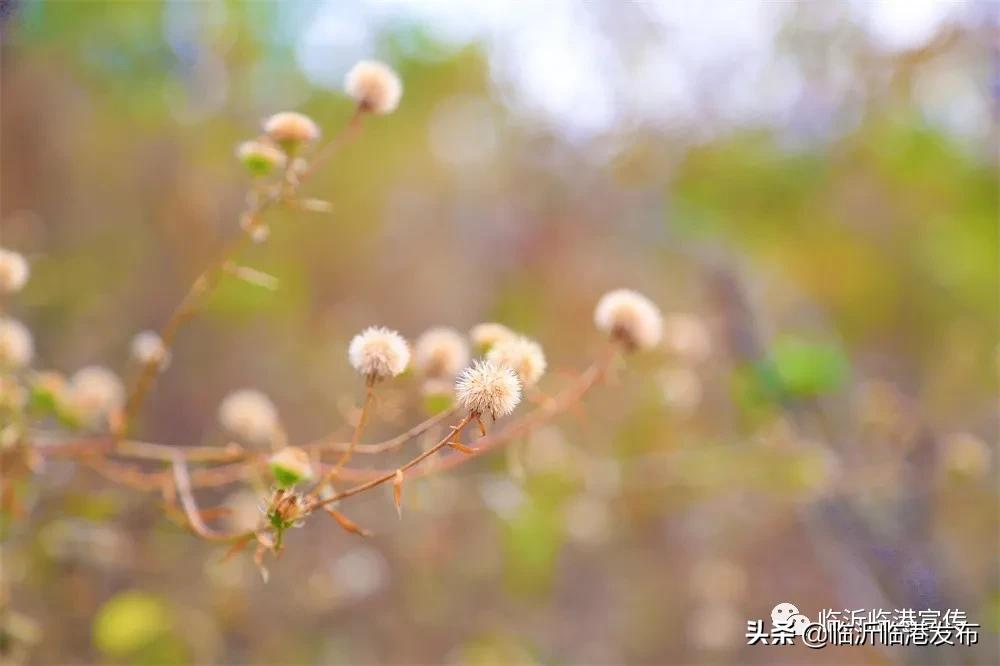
top-left (769, 338), bottom-right (849, 398)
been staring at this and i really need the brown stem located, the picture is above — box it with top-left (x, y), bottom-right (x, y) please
top-left (171, 453), bottom-right (253, 543)
top-left (309, 413), bottom-right (474, 511)
top-left (115, 109), bottom-right (368, 441)
top-left (308, 379), bottom-right (377, 496)
top-left (300, 107), bottom-right (364, 180)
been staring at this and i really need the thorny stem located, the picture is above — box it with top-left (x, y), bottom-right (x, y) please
top-left (309, 412), bottom-right (475, 511)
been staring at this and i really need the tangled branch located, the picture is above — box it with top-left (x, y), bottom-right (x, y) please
top-left (0, 61), bottom-right (665, 577)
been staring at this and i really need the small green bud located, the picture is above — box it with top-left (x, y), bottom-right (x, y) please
top-left (268, 446), bottom-right (313, 488)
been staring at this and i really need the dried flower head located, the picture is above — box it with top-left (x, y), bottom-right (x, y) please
top-left (469, 322), bottom-right (515, 353)
top-left (487, 336), bottom-right (547, 387)
top-left (348, 326), bottom-right (410, 380)
top-left (414, 327), bottom-right (469, 378)
top-left (0, 248), bottom-right (29, 294)
top-left (0, 317), bottom-right (33, 368)
top-left (237, 140), bottom-right (287, 176)
top-left (455, 360), bottom-right (521, 419)
top-left (219, 389), bottom-right (280, 444)
top-left (344, 60), bottom-right (402, 115)
top-left (268, 446), bottom-right (314, 488)
top-left (130, 330), bottom-right (170, 370)
top-left (594, 289), bottom-right (663, 351)
top-left (69, 366), bottom-right (125, 428)
top-left (263, 111), bottom-right (320, 150)
top-left (941, 432), bottom-right (990, 477)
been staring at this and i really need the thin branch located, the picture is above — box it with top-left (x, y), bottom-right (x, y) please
top-left (170, 453), bottom-right (253, 543)
top-left (115, 109), bottom-right (369, 441)
top-left (309, 412), bottom-right (474, 511)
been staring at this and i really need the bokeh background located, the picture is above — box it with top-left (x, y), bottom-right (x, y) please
top-left (1, 1), bottom-right (998, 664)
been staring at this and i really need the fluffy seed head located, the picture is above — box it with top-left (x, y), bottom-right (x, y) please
top-left (594, 289), bottom-right (663, 351)
top-left (0, 248), bottom-right (29, 294)
top-left (469, 322), bottom-right (515, 353)
top-left (268, 446), bottom-right (314, 487)
top-left (455, 360), bottom-right (521, 419)
top-left (263, 111), bottom-right (320, 148)
top-left (131, 330), bottom-right (170, 370)
top-left (0, 317), bottom-right (33, 368)
top-left (414, 327), bottom-right (469, 378)
top-left (487, 336), bottom-right (547, 387)
top-left (348, 326), bottom-right (410, 380)
top-left (237, 140), bottom-right (287, 176)
top-left (219, 389), bottom-right (279, 445)
top-left (69, 366), bottom-right (125, 428)
top-left (344, 60), bottom-right (402, 115)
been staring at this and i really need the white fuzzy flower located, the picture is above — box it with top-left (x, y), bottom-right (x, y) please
top-left (594, 289), bottom-right (663, 351)
top-left (348, 326), bottom-right (410, 380)
top-left (218, 389), bottom-right (279, 444)
top-left (469, 322), bottom-right (515, 352)
top-left (263, 111), bottom-right (320, 147)
top-left (0, 317), bottom-right (33, 367)
top-left (455, 360), bottom-right (521, 419)
top-left (344, 60), bottom-right (402, 115)
top-left (0, 248), bottom-right (29, 293)
top-left (131, 330), bottom-right (170, 370)
top-left (69, 366), bottom-right (125, 428)
top-left (414, 327), bottom-right (469, 378)
top-left (487, 336), bottom-right (547, 387)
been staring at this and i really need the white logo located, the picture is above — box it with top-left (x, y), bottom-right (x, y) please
top-left (770, 602), bottom-right (810, 636)
top-left (747, 604), bottom-right (980, 648)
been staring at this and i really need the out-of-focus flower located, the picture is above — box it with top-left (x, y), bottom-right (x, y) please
top-left (348, 326), bottom-right (410, 380)
top-left (941, 432), bottom-right (991, 477)
top-left (268, 446), bottom-right (314, 487)
top-left (663, 313), bottom-right (712, 363)
top-left (263, 111), bottom-right (320, 151)
top-left (659, 367), bottom-right (703, 413)
top-left (0, 376), bottom-right (27, 411)
top-left (487, 336), bottom-right (547, 387)
top-left (594, 289), bottom-right (663, 350)
top-left (0, 248), bottom-right (29, 293)
top-left (564, 494), bottom-right (612, 545)
top-left (68, 366), bottom-right (125, 428)
top-left (237, 140), bottom-right (287, 176)
top-left (218, 389), bottom-right (279, 445)
top-left (478, 476), bottom-right (527, 520)
top-left (690, 557), bottom-right (748, 602)
top-left (332, 546), bottom-right (389, 600)
top-left (344, 60), bottom-right (402, 115)
top-left (0, 317), bottom-right (33, 367)
top-left (130, 330), bottom-right (170, 370)
top-left (455, 360), bottom-right (521, 419)
top-left (688, 603), bottom-right (742, 652)
top-left (469, 322), bottom-right (515, 354)
top-left (414, 327), bottom-right (469, 379)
